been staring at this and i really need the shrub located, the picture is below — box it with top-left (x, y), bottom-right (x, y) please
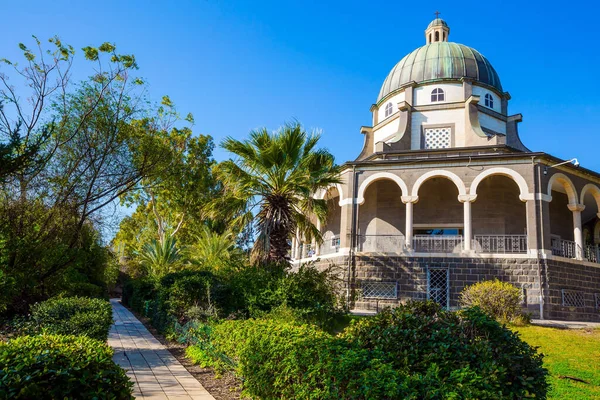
top-left (30, 296), bottom-right (113, 341)
top-left (188, 301), bottom-right (547, 399)
top-left (190, 318), bottom-right (401, 399)
top-left (0, 334), bottom-right (133, 399)
top-left (121, 276), bottom-right (156, 313)
top-left (342, 301), bottom-right (548, 399)
top-left (460, 279), bottom-right (523, 323)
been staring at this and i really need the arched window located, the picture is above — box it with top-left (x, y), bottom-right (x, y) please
top-left (484, 93), bottom-right (494, 108)
top-left (384, 102), bottom-right (393, 117)
top-left (431, 88), bottom-right (445, 102)
top-left (435, 31), bottom-right (440, 42)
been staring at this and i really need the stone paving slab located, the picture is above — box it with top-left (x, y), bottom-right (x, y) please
top-left (531, 319), bottom-right (600, 329)
top-left (109, 299), bottom-right (215, 400)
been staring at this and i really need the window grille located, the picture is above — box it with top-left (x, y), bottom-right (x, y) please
top-left (424, 127), bottom-right (451, 149)
top-left (595, 294), bottom-right (600, 311)
top-left (561, 290), bottom-right (585, 308)
top-left (427, 268), bottom-right (449, 308)
top-left (361, 281), bottom-right (397, 299)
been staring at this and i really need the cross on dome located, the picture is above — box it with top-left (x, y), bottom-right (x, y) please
top-left (425, 13), bottom-right (450, 44)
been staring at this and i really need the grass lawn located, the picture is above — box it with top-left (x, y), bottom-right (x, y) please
top-left (513, 325), bottom-right (600, 399)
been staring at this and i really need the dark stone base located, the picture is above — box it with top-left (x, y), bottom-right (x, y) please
top-left (302, 254), bottom-right (600, 322)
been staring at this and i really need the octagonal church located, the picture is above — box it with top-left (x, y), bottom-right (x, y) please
top-left (291, 17), bottom-right (600, 321)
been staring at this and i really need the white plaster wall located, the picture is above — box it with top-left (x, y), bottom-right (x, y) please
top-left (377, 91), bottom-right (406, 122)
top-left (411, 108), bottom-right (465, 149)
top-left (472, 85), bottom-right (500, 113)
top-left (414, 83), bottom-right (463, 106)
top-left (373, 118), bottom-right (400, 144)
top-left (479, 112), bottom-right (506, 134)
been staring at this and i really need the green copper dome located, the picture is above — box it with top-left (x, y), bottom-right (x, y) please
top-left (427, 18), bottom-right (448, 29)
top-left (377, 42), bottom-right (503, 103)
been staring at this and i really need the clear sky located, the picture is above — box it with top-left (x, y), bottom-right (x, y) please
top-left (2, 0), bottom-right (600, 171)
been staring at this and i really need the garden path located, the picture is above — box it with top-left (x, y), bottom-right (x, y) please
top-left (109, 299), bottom-right (215, 400)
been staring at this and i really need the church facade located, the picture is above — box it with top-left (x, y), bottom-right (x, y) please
top-left (291, 18), bottom-right (600, 322)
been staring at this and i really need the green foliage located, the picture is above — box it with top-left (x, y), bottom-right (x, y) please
top-left (342, 301), bottom-right (548, 399)
top-left (213, 121), bottom-right (341, 263)
top-left (460, 279), bottom-right (524, 323)
top-left (0, 334), bottom-right (133, 399)
top-left (138, 236), bottom-right (182, 279)
top-left (187, 226), bottom-right (244, 271)
top-left (30, 297), bottom-right (113, 341)
top-left (187, 301), bottom-right (547, 399)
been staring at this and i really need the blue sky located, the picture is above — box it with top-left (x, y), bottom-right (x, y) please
top-left (2, 0), bottom-right (600, 171)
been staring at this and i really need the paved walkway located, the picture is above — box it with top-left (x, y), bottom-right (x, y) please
top-left (109, 299), bottom-right (214, 400)
top-left (532, 319), bottom-right (600, 329)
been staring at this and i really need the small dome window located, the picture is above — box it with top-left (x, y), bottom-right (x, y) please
top-left (384, 102), bottom-right (393, 118)
top-left (431, 88), bottom-right (445, 102)
top-left (484, 93), bottom-right (494, 108)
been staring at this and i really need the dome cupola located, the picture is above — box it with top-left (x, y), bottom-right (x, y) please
top-left (377, 15), bottom-right (502, 104)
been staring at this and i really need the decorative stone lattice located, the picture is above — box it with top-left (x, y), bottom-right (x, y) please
top-left (361, 281), bottom-right (397, 299)
top-left (595, 293), bottom-right (600, 311)
top-left (561, 289), bottom-right (585, 308)
top-left (424, 127), bottom-right (451, 149)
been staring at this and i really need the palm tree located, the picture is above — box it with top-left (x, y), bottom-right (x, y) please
top-left (138, 236), bottom-right (181, 278)
top-left (188, 226), bottom-right (243, 271)
top-left (215, 122), bottom-right (341, 263)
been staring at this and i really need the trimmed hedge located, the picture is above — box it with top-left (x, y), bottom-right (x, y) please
top-left (187, 301), bottom-right (548, 399)
top-left (30, 296), bottom-right (113, 341)
top-left (0, 334), bottom-right (133, 399)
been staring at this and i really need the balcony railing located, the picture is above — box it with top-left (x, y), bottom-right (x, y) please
top-left (413, 235), bottom-right (463, 253)
top-left (356, 235), bottom-right (405, 253)
top-left (551, 239), bottom-right (577, 259)
top-left (320, 235), bottom-right (341, 256)
top-left (585, 244), bottom-right (600, 263)
top-left (473, 235), bottom-right (528, 254)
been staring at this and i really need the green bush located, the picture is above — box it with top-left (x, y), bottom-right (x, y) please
top-left (0, 334), bottom-right (133, 399)
top-left (30, 296), bottom-right (113, 341)
top-left (189, 318), bottom-right (400, 399)
top-left (122, 276), bottom-right (156, 313)
top-left (342, 301), bottom-right (548, 399)
top-left (460, 279), bottom-right (523, 323)
top-left (229, 263), bottom-right (345, 329)
top-left (188, 301), bottom-right (548, 399)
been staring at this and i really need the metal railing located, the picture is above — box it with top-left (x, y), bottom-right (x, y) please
top-left (584, 244), bottom-right (599, 263)
top-left (413, 235), bottom-right (463, 253)
top-left (552, 239), bottom-right (577, 259)
top-left (356, 235), bottom-right (405, 253)
top-left (297, 243), bottom-right (315, 259)
top-left (473, 235), bottom-right (528, 254)
top-left (320, 235), bottom-right (341, 255)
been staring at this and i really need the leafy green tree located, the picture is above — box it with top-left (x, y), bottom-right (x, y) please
top-left (214, 122), bottom-right (341, 263)
top-left (0, 37), bottom-right (185, 312)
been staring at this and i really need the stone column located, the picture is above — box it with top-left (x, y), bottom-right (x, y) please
top-left (291, 235), bottom-right (297, 259)
top-left (315, 219), bottom-right (321, 256)
top-left (458, 194), bottom-right (477, 252)
top-left (401, 196), bottom-right (419, 251)
top-left (568, 203), bottom-right (586, 260)
top-left (338, 202), bottom-right (354, 250)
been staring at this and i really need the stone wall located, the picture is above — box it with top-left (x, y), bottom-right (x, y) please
top-left (545, 259), bottom-right (600, 322)
top-left (301, 254), bottom-right (600, 322)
